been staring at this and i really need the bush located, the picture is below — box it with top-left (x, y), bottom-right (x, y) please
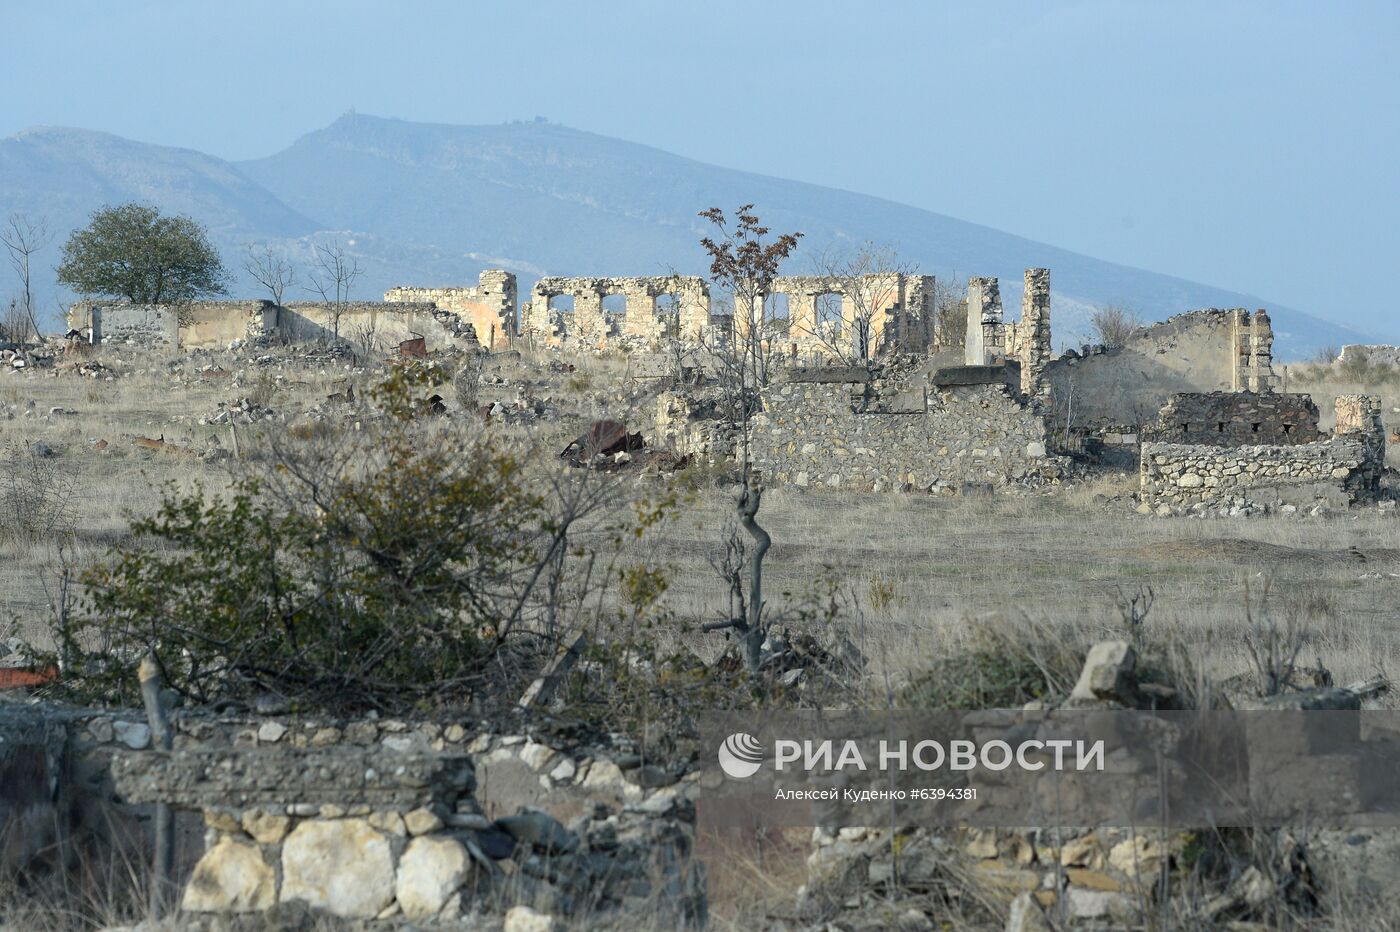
top-left (900, 617), bottom-right (1087, 710)
top-left (65, 365), bottom-right (655, 711)
top-left (1090, 304), bottom-right (1144, 348)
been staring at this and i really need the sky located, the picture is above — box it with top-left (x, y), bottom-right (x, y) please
top-left (4, 0), bottom-right (1397, 336)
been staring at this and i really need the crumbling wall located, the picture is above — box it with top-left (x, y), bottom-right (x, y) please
top-left (1140, 394), bottom-right (1385, 512)
top-left (1043, 309), bottom-right (1255, 429)
top-left (1012, 268), bottom-right (1052, 395)
top-left (69, 301), bottom-right (279, 349)
top-left (749, 273), bottom-right (936, 361)
top-left (523, 276), bottom-right (710, 349)
top-left (384, 269), bottom-right (517, 349)
top-left (1339, 345), bottom-right (1400, 367)
top-left (1233, 308), bottom-right (1278, 392)
top-left (749, 368), bottom-right (1064, 492)
top-left (1141, 392), bottom-right (1323, 446)
top-left (278, 302), bottom-right (480, 353)
top-left (964, 277), bottom-right (1003, 365)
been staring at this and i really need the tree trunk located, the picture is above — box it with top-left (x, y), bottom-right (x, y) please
top-left (737, 484), bottom-right (770, 677)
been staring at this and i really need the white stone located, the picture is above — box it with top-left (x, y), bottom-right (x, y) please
top-left (182, 838), bottom-right (276, 913)
top-left (395, 836), bottom-right (471, 919)
top-left (113, 720), bottom-right (151, 750)
top-left (404, 807), bottom-right (444, 835)
top-left (280, 818), bottom-right (394, 918)
top-left (241, 809), bottom-right (291, 844)
top-left (505, 904), bottom-right (559, 932)
top-left (1176, 473), bottom-right (1204, 489)
top-left (520, 741), bottom-right (560, 773)
top-left (257, 721), bottom-right (288, 743)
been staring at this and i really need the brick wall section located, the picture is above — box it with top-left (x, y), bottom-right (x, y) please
top-left (749, 372), bottom-right (1065, 492)
top-left (1141, 391), bottom-right (1323, 447)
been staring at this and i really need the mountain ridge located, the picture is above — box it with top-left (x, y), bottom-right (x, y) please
top-left (0, 115), bottom-right (1374, 356)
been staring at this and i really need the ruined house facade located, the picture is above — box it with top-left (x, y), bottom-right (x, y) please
top-left (68, 299), bottom-right (483, 354)
top-left (520, 276), bottom-right (711, 348)
top-left (963, 268), bottom-right (1053, 396)
top-left (383, 270), bottom-right (517, 350)
top-left (1140, 393), bottom-right (1385, 512)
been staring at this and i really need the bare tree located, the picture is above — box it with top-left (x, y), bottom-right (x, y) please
top-left (1, 213), bottom-right (53, 343)
top-left (804, 242), bottom-right (912, 367)
top-left (697, 205), bottom-right (801, 678)
top-left (304, 240), bottom-right (362, 339)
top-left (243, 243), bottom-right (296, 306)
top-left (932, 274), bottom-right (966, 350)
top-left (700, 205), bottom-right (802, 391)
top-left (1090, 303), bottom-right (1143, 348)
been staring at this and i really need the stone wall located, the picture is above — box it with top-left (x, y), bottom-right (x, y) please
top-left (1141, 391), bottom-right (1323, 446)
top-left (1339, 344), bottom-right (1400, 367)
top-left (1139, 395), bottom-right (1385, 513)
top-left (1013, 268), bottom-right (1052, 395)
top-left (384, 269), bottom-right (517, 349)
top-left (5, 705), bottom-right (706, 925)
top-left (750, 273), bottom-right (937, 360)
top-left (964, 276), bottom-right (1003, 365)
top-left (278, 301), bottom-right (481, 353)
top-left (1233, 308), bottom-right (1278, 391)
top-left (749, 367), bottom-right (1065, 493)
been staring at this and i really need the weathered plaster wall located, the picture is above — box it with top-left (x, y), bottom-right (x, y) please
top-left (522, 276), bottom-right (710, 349)
top-left (278, 302), bottom-right (480, 353)
top-left (69, 301), bottom-right (278, 349)
top-left (1043, 309), bottom-right (1252, 429)
top-left (384, 270), bottom-right (517, 349)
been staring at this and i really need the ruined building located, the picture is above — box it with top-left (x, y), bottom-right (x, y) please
top-left (1140, 392), bottom-right (1385, 512)
top-left (962, 269), bottom-right (1053, 396)
top-left (384, 270), bottom-right (518, 350)
top-left (520, 276), bottom-right (711, 348)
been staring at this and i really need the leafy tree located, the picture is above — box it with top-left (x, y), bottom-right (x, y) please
top-left (57, 204), bottom-right (227, 304)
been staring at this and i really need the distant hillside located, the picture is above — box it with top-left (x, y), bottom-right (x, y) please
top-left (0, 116), bottom-right (1372, 356)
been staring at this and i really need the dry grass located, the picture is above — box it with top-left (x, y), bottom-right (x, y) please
top-left (3, 345), bottom-right (1400, 929)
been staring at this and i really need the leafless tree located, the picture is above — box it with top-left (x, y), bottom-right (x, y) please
top-left (304, 240), bottom-right (362, 339)
top-left (804, 242), bottom-right (913, 367)
top-left (932, 274), bottom-right (966, 350)
top-left (243, 243), bottom-right (297, 306)
top-left (700, 205), bottom-right (802, 392)
top-left (1090, 303), bottom-right (1143, 348)
top-left (697, 205), bottom-right (801, 678)
top-left (1, 213), bottom-right (53, 343)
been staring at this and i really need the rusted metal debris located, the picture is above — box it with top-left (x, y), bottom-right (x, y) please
top-left (398, 335), bottom-right (427, 359)
top-left (560, 419), bottom-right (645, 465)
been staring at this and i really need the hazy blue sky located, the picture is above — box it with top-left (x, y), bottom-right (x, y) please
top-left (5, 1), bottom-right (1397, 335)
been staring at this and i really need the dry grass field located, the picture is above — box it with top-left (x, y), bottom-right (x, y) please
top-left (3, 345), bottom-right (1399, 931)
top-left (4, 346), bottom-right (1396, 707)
